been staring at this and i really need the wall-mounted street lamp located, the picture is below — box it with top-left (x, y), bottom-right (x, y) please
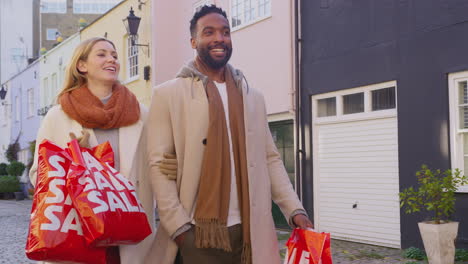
top-left (0, 85), bottom-right (7, 100)
top-left (123, 7), bottom-right (149, 55)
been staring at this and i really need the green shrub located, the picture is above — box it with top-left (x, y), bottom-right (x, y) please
top-left (0, 176), bottom-right (20, 193)
top-left (455, 248), bottom-right (468, 261)
top-left (6, 161), bottom-right (26, 176)
top-left (402, 247), bottom-right (426, 260)
top-left (0, 163), bottom-right (7, 175)
top-left (400, 165), bottom-right (468, 224)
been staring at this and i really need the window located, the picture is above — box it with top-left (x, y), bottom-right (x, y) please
top-left (193, 0), bottom-right (212, 13)
top-left (15, 96), bottom-right (20, 122)
top-left (231, 0), bottom-right (271, 29)
top-left (43, 77), bottom-right (48, 107)
top-left (73, 0), bottom-right (122, 14)
top-left (343, 92), bottom-right (364, 114)
top-left (372, 87), bottom-right (396, 111)
top-left (27, 88), bottom-right (34, 117)
top-left (46, 28), bottom-right (59, 41)
top-left (448, 73), bottom-right (468, 192)
top-left (51, 73), bottom-right (58, 98)
top-left (40, 0), bottom-right (66, 13)
top-left (313, 81), bottom-right (397, 121)
top-left (10, 48), bottom-right (24, 63)
top-left (317, 97), bottom-right (336, 117)
top-left (127, 36), bottom-right (139, 79)
top-left (18, 149), bottom-right (29, 165)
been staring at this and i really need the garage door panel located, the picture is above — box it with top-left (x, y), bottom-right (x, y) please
top-left (315, 116), bottom-right (401, 248)
top-left (318, 144), bottom-right (398, 154)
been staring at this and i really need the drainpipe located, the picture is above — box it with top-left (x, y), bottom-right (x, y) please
top-left (294, 0), bottom-right (303, 201)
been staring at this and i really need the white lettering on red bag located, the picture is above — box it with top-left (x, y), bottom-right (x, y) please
top-left (60, 208), bottom-right (83, 235)
top-left (284, 248), bottom-right (311, 264)
top-left (48, 155), bottom-right (66, 178)
top-left (40, 205), bottom-right (63, 231)
top-left (107, 165), bottom-right (135, 190)
top-left (83, 176), bottom-right (97, 192)
top-left (119, 191), bottom-right (139, 212)
top-left (87, 190), bottom-right (109, 214)
top-left (93, 171), bottom-right (115, 190)
top-left (107, 192), bottom-right (129, 212)
top-left (45, 179), bottom-right (65, 204)
top-left (82, 151), bottom-right (104, 171)
top-left (40, 155), bottom-right (84, 236)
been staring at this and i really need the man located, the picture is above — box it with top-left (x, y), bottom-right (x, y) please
top-left (147, 5), bottom-right (313, 264)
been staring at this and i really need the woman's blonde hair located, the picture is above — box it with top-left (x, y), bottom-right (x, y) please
top-left (58, 37), bottom-right (116, 98)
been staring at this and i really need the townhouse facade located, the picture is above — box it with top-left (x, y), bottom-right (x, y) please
top-left (40, 0), bottom-right (122, 51)
top-left (299, 0), bottom-right (468, 249)
top-left (0, 0), bottom-right (36, 84)
top-left (81, 0), bottom-right (153, 106)
top-left (9, 61), bottom-right (41, 167)
top-left (38, 33), bottom-right (81, 115)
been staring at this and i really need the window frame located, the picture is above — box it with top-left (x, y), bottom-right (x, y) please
top-left (73, 0), bottom-right (121, 14)
top-left (126, 36), bottom-right (139, 82)
top-left (312, 81), bottom-right (397, 125)
top-left (15, 95), bottom-right (20, 122)
top-left (27, 88), bottom-right (34, 118)
top-left (46, 28), bottom-right (59, 41)
top-left (229, 0), bottom-right (272, 31)
top-left (193, 0), bottom-right (212, 13)
top-left (40, 0), bottom-right (67, 14)
top-left (448, 72), bottom-right (468, 193)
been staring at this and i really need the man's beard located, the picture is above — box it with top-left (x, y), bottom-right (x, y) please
top-left (197, 44), bottom-right (232, 70)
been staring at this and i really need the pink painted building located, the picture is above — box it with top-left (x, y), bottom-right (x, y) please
top-left (151, 0), bottom-right (299, 209)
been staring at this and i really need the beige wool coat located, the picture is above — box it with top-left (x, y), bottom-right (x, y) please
top-left (29, 104), bottom-right (156, 264)
top-left (147, 64), bottom-right (305, 264)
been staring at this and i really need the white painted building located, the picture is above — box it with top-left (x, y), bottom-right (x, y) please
top-left (38, 33), bottom-right (80, 115)
top-left (0, 81), bottom-right (12, 163)
top-left (0, 0), bottom-right (35, 84)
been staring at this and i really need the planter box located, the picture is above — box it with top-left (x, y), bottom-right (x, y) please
top-left (418, 221), bottom-right (458, 264)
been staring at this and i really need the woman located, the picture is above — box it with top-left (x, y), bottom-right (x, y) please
top-left (29, 37), bottom-right (157, 263)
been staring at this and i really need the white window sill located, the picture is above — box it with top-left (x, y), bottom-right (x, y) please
top-left (122, 75), bottom-right (139, 85)
top-left (457, 186), bottom-right (468, 193)
top-left (232, 15), bottom-right (272, 32)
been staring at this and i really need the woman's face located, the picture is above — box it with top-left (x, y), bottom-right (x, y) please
top-left (77, 41), bottom-right (120, 84)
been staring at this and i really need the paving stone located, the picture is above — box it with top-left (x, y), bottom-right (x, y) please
top-left (2, 199), bottom-right (465, 264)
top-left (0, 199), bottom-right (34, 264)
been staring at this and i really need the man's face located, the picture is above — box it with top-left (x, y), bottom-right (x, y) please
top-left (191, 13), bottom-right (232, 69)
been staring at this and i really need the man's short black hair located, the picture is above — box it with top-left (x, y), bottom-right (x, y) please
top-left (190, 5), bottom-right (228, 38)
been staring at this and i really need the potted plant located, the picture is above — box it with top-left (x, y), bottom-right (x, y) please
top-left (400, 164), bottom-right (468, 264)
top-left (6, 161), bottom-right (26, 200)
top-left (0, 175), bottom-right (20, 199)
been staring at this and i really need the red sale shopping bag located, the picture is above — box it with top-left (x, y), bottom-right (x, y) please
top-left (284, 228), bottom-right (333, 264)
top-left (25, 140), bottom-right (107, 263)
top-left (66, 140), bottom-right (151, 247)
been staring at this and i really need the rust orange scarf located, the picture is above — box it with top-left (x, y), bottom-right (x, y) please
top-left (59, 84), bottom-right (140, 129)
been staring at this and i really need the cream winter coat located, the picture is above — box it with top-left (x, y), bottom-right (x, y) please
top-left (29, 104), bottom-right (156, 264)
top-left (147, 63), bottom-right (305, 264)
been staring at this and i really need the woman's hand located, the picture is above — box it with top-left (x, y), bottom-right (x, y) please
top-left (159, 153), bottom-right (177, 180)
top-left (69, 130), bottom-right (90, 148)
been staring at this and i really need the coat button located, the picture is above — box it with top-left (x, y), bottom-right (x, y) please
top-left (249, 162), bottom-right (255, 168)
top-left (202, 138), bottom-right (207, 145)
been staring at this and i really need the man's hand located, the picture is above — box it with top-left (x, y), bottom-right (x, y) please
top-left (69, 130), bottom-right (90, 148)
top-left (174, 231), bottom-right (188, 247)
top-left (159, 153), bottom-right (177, 180)
top-left (293, 214), bottom-right (314, 229)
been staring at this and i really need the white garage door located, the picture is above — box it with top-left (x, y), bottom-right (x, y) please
top-left (312, 82), bottom-right (401, 248)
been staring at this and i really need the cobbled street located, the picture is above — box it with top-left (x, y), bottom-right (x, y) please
top-left (0, 199), bottom-right (34, 264)
top-left (1, 199), bottom-right (466, 264)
